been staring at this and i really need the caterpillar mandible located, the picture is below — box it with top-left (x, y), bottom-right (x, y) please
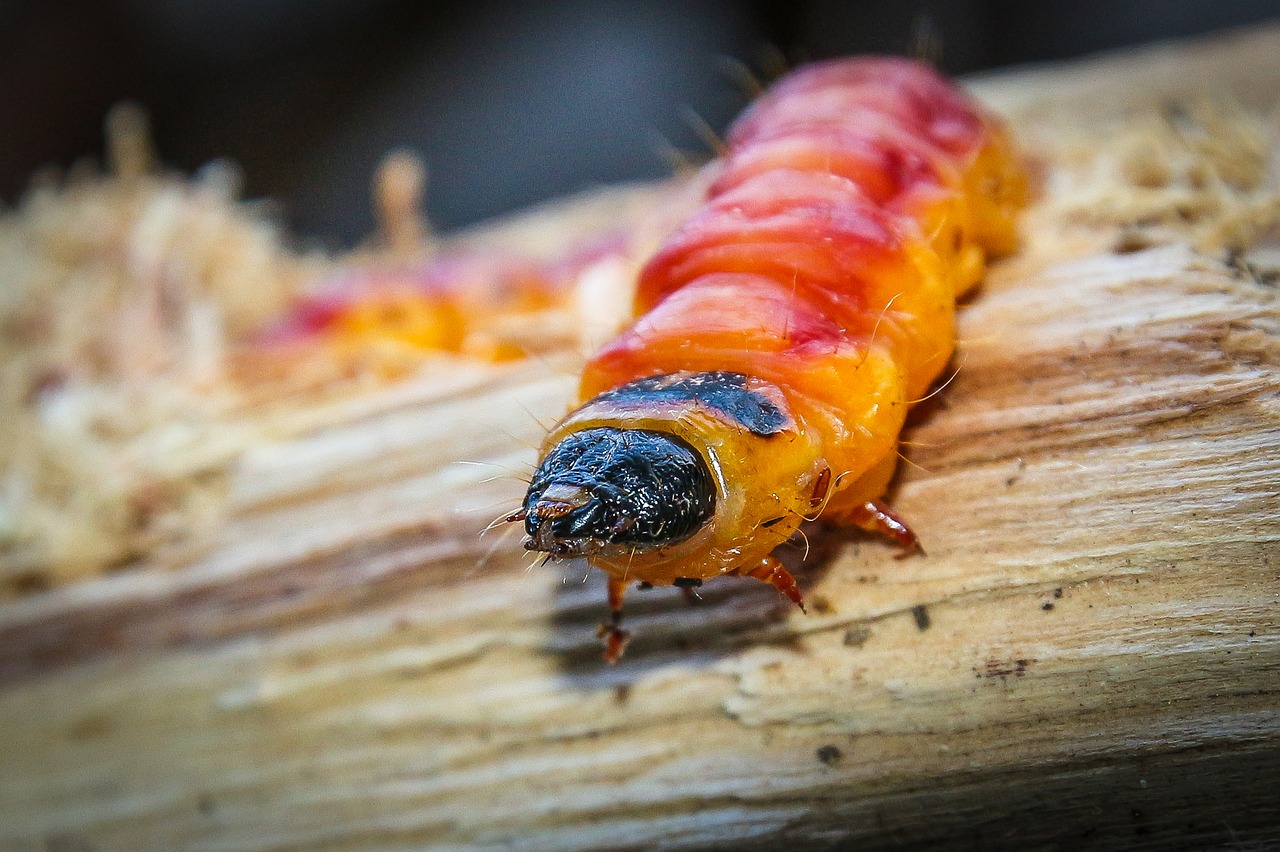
top-left (513, 57), bottom-right (1027, 662)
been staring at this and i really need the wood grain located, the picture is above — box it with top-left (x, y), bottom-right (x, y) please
top-left (2, 27), bottom-right (1279, 852)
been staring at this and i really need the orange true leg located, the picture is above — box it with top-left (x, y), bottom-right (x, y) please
top-left (597, 575), bottom-right (632, 664)
top-left (846, 499), bottom-right (922, 554)
top-left (743, 554), bottom-right (806, 613)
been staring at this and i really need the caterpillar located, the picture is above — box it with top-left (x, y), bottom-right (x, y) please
top-left (513, 56), bottom-right (1027, 662)
top-left (259, 238), bottom-right (627, 373)
top-left (254, 150), bottom-right (634, 375)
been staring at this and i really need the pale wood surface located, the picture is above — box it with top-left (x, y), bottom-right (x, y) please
top-left (3, 27), bottom-right (1280, 851)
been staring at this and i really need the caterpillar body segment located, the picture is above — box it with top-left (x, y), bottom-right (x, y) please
top-left (523, 57), bottom-right (1026, 661)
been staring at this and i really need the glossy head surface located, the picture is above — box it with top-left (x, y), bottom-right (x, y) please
top-left (523, 427), bottom-right (716, 558)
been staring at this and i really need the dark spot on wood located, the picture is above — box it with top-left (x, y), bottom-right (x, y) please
top-left (816, 745), bottom-right (843, 766)
top-left (1225, 247), bottom-right (1244, 272)
top-left (7, 572), bottom-right (51, 596)
top-left (978, 658), bottom-right (1036, 679)
top-left (1053, 587), bottom-right (1063, 598)
top-left (44, 834), bottom-right (97, 852)
top-left (25, 369), bottom-right (67, 404)
top-left (765, 633), bottom-right (810, 654)
top-left (843, 627), bottom-right (872, 648)
top-left (613, 683), bottom-right (632, 705)
top-left (911, 604), bottom-right (931, 631)
top-left (1042, 602), bottom-right (1055, 611)
top-left (197, 794), bottom-right (216, 816)
top-left (1225, 248), bottom-right (1280, 287)
top-left (1114, 229), bottom-right (1154, 254)
top-left (67, 714), bottom-right (112, 742)
top-left (810, 595), bottom-right (833, 615)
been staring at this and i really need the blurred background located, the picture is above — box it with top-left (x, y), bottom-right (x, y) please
top-left (2, 0), bottom-right (1278, 247)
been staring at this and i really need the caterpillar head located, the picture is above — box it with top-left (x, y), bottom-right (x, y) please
top-left (522, 427), bottom-right (716, 559)
top-left (516, 371), bottom-right (826, 587)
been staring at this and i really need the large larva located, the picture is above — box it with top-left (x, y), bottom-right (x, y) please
top-left (515, 57), bottom-right (1027, 662)
top-left (260, 238), bottom-right (627, 373)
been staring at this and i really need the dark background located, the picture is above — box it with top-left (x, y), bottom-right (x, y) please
top-left (2, 0), bottom-right (1278, 247)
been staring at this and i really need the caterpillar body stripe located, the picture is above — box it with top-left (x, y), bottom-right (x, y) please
top-left (517, 57), bottom-right (1027, 662)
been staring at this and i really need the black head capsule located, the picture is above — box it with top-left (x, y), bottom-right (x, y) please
top-left (523, 427), bottom-right (716, 558)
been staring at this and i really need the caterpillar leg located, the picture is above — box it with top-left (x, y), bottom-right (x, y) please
top-left (673, 577), bottom-right (704, 606)
top-left (845, 499), bottom-right (922, 554)
top-left (740, 554), bottom-right (806, 613)
top-left (597, 575), bottom-right (632, 664)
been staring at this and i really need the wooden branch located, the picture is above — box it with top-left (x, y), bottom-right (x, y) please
top-left (3, 26), bottom-right (1279, 851)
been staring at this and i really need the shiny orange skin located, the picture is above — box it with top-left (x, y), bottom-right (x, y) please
top-left (565, 57), bottom-right (1026, 585)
